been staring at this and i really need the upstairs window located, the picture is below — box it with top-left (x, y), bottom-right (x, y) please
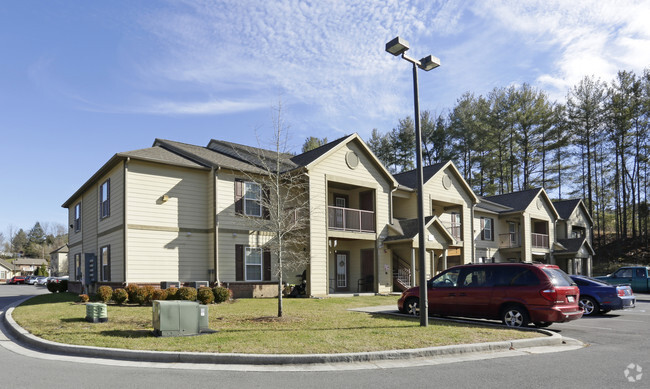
top-left (100, 179), bottom-right (110, 219)
top-left (481, 217), bottom-right (493, 241)
top-left (74, 203), bottom-right (81, 232)
top-left (243, 182), bottom-right (262, 217)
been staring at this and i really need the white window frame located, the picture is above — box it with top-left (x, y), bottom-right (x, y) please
top-left (245, 247), bottom-right (263, 281)
top-left (74, 202), bottom-right (81, 232)
top-left (100, 246), bottom-right (110, 282)
top-left (483, 217), bottom-right (493, 241)
top-left (100, 179), bottom-right (110, 219)
top-left (243, 182), bottom-right (262, 217)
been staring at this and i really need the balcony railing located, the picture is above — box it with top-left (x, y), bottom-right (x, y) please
top-left (328, 206), bottom-right (375, 233)
top-left (499, 233), bottom-right (520, 248)
top-left (441, 222), bottom-right (462, 240)
top-left (531, 233), bottom-right (549, 249)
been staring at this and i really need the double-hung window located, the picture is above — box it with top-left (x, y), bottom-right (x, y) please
top-left (245, 247), bottom-right (262, 281)
top-left (243, 182), bottom-right (262, 217)
top-left (100, 246), bottom-right (111, 282)
top-left (74, 203), bottom-right (81, 232)
top-left (100, 179), bottom-right (110, 219)
top-left (481, 217), bottom-right (493, 241)
top-left (74, 253), bottom-right (82, 280)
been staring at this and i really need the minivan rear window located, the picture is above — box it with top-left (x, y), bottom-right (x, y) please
top-left (542, 268), bottom-right (575, 286)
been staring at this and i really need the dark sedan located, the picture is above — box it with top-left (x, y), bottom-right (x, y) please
top-left (570, 275), bottom-right (636, 316)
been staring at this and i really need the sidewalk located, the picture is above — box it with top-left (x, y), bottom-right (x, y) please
top-left (1, 300), bottom-right (570, 366)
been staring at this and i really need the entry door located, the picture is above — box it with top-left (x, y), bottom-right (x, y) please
top-left (336, 252), bottom-right (349, 291)
top-left (360, 249), bottom-right (374, 292)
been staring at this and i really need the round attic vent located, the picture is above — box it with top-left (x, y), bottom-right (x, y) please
top-left (442, 174), bottom-right (452, 189)
top-left (345, 151), bottom-right (359, 169)
top-left (537, 198), bottom-right (543, 210)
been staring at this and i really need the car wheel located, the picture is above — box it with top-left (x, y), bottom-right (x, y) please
top-left (405, 297), bottom-right (419, 316)
top-left (501, 305), bottom-right (530, 327)
top-left (533, 321), bottom-right (552, 328)
top-left (579, 296), bottom-right (599, 316)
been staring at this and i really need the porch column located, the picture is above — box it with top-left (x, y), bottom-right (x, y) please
top-left (411, 248), bottom-right (416, 287)
top-left (442, 249), bottom-right (448, 271)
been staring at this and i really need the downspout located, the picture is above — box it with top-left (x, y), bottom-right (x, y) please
top-left (470, 204), bottom-right (475, 264)
top-left (123, 158), bottom-right (129, 284)
top-left (213, 167), bottom-right (220, 285)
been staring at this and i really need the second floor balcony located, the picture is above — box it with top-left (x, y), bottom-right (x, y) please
top-left (499, 232), bottom-right (549, 249)
top-left (531, 233), bottom-right (549, 249)
top-left (328, 206), bottom-right (375, 233)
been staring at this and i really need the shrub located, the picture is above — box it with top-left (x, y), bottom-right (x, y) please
top-left (47, 281), bottom-right (58, 293)
top-left (212, 286), bottom-right (233, 304)
top-left (178, 286), bottom-right (197, 301)
top-left (97, 285), bottom-right (113, 303)
top-left (165, 286), bottom-right (179, 300)
top-left (112, 288), bottom-right (128, 305)
top-left (79, 294), bottom-right (89, 303)
top-left (131, 285), bottom-right (155, 306)
top-left (152, 288), bottom-right (168, 301)
top-left (197, 286), bottom-right (214, 304)
top-left (125, 284), bottom-right (139, 303)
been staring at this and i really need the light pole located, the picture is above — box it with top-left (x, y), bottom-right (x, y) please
top-left (386, 36), bottom-right (440, 327)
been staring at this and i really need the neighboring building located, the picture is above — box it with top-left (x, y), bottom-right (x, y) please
top-left (0, 259), bottom-right (15, 281)
top-left (49, 244), bottom-right (69, 277)
top-left (62, 135), bottom-right (594, 296)
top-left (12, 258), bottom-right (48, 276)
top-left (553, 199), bottom-right (594, 275)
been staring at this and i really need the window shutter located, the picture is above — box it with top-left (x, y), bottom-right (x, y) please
top-left (107, 246), bottom-right (111, 282)
top-left (480, 218), bottom-right (485, 240)
top-left (234, 179), bottom-right (243, 214)
top-left (235, 244), bottom-right (244, 281)
top-left (263, 250), bottom-right (271, 281)
top-left (490, 218), bottom-right (494, 241)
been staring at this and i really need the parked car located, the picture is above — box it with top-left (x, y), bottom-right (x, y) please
top-left (48, 276), bottom-right (69, 284)
top-left (26, 275), bottom-right (39, 285)
top-left (570, 275), bottom-right (635, 316)
top-left (7, 276), bottom-right (26, 284)
top-left (35, 276), bottom-right (48, 286)
top-left (397, 263), bottom-right (583, 328)
top-left (594, 266), bottom-right (650, 293)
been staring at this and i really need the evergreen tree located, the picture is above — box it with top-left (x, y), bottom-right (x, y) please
top-left (301, 136), bottom-right (328, 153)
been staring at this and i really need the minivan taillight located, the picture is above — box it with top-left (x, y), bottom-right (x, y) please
top-left (540, 289), bottom-right (557, 302)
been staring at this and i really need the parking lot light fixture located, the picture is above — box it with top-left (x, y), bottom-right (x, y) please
top-left (385, 36), bottom-right (440, 327)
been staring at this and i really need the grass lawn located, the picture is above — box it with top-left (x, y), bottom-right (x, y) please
top-left (12, 293), bottom-right (539, 354)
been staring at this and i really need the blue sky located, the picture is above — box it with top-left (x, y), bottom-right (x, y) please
top-left (1, 0), bottom-right (649, 238)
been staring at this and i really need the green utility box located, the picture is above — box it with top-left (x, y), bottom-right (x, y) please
top-left (85, 303), bottom-right (108, 323)
top-left (153, 300), bottom-right (210, 337)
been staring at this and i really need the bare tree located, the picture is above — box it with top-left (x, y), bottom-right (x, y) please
top-left (232, 103), bottom-right (311, 317)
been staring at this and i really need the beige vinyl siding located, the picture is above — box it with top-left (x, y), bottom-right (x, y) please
top-left (523, 195), bottom-right (557, 262)
top-left (82, 185), bottom-right (98, 257)
top-left (127, 229), bottom-right (211, 282)
top-left (98, 163), bottom-right (124, 233)
top-left (215, 170), bottom-right (265, 231)
top-left (127, 161), bottom-right (210, 229)
top-left (98, 230), bottom-right (124, 282)
top-left (568, 207), bottom-right (593, 242)
top-left (308, 140), bottom-right (393, 296)
top-left (125, 160), bottom-right (212, 283)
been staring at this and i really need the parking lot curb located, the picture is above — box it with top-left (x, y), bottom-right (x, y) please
top-left (2, 298), bottom-right (563, 365)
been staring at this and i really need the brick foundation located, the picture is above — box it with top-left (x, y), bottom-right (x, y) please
top-left (225, 282), bottom-right (280, 298)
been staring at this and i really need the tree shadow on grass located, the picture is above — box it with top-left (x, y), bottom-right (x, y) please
top-left (60, 318), bottom-right (86, 323)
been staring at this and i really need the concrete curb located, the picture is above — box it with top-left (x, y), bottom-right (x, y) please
top-left (2, 300), bottom-right (563, 365)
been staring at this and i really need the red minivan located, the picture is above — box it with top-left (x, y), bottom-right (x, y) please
top-left (397, 263), bottom-right (583, 327)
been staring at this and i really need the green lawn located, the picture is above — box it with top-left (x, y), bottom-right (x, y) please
top-left (12, 293), bottom-right (538, 354)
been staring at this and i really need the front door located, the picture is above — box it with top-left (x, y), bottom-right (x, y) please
top-left (336, 252), bottom-right (349, 291)
top-left (360, 249), bottom-right (374, 292)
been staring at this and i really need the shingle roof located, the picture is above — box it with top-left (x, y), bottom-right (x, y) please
top-left (13, 258), bottom-right (48, 266)
top-left (557, 238), bottom-right (595, 255)
top-left (207, 139), bottom-right (298, 173)
top-left (290, 135), bottom-right (350, 167)
top-left (119, 146), bottom-right (205, 169)
top-left (0, 259), bottom-right (14, 270)
top-left (482, 188), bottom-right (542, 212)
top-left (384, 216), bottom-right (435, 241)
top-left (553, 199), bottom-right (582, 220)
top-left (393, 162), bottom-right (447, 188)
